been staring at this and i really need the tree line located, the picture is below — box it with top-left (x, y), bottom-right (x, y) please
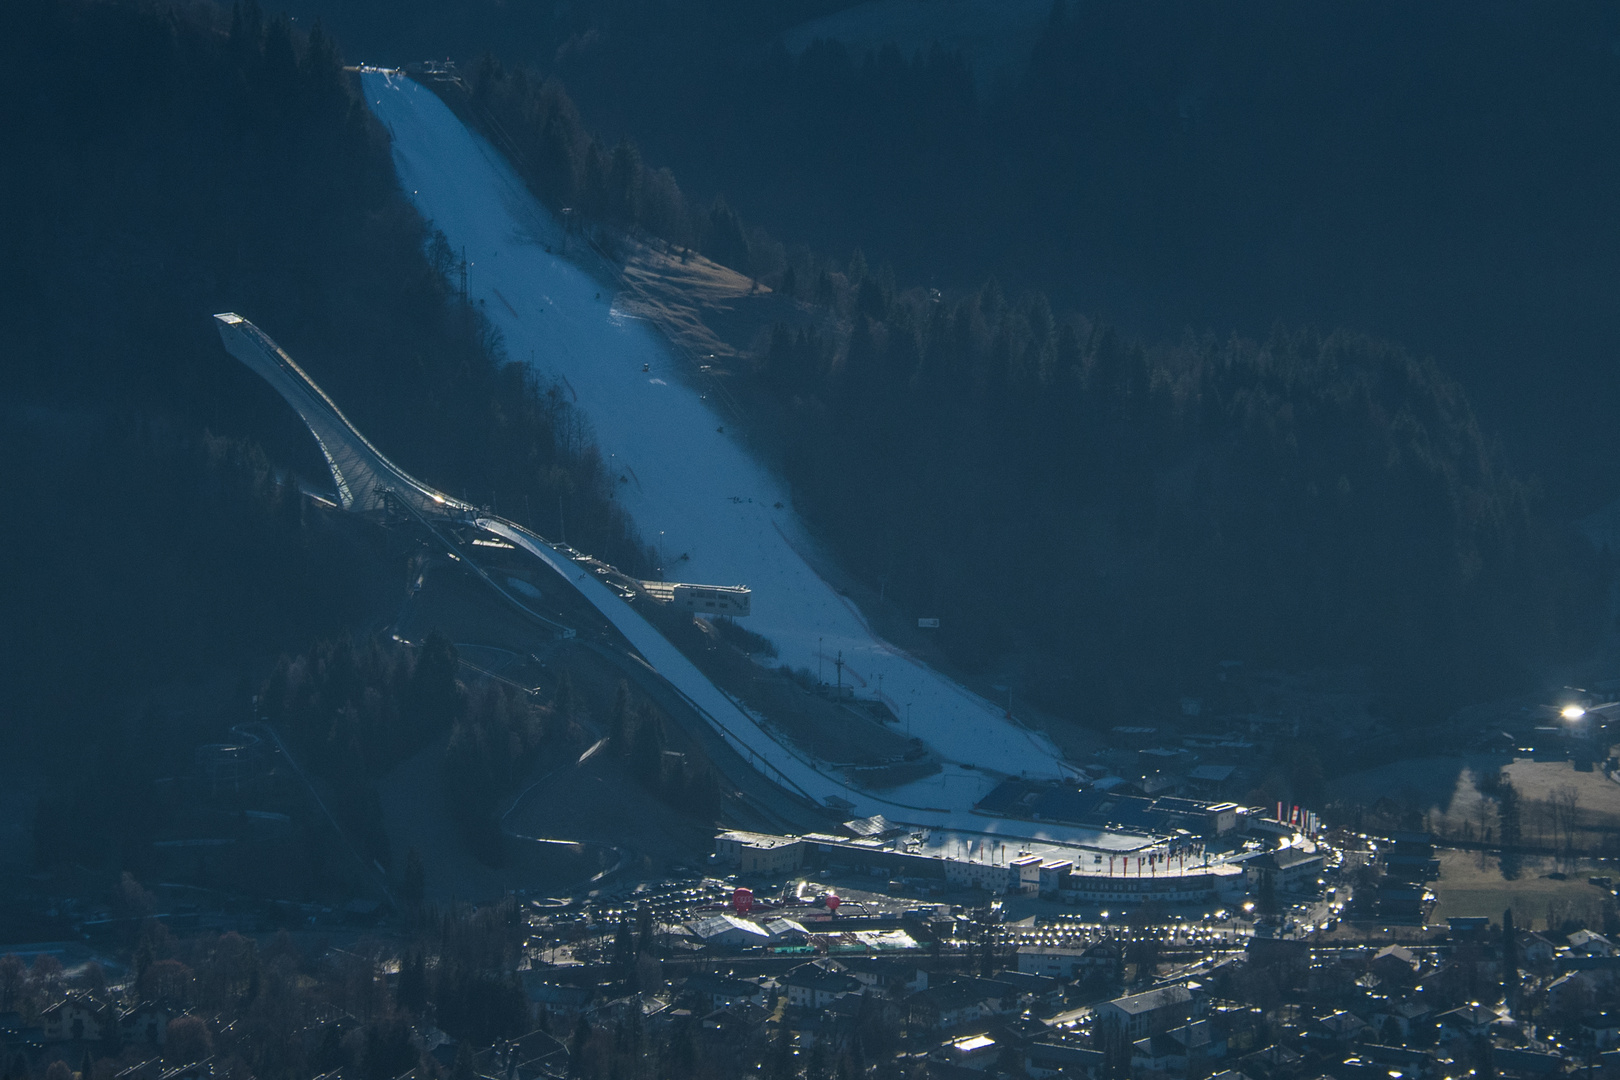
top-left (15, 420), bottom-right (374, 872)
top-left (606, 681), bottom-right (724, 823)
top-left (261, 632), bottom-right (585, 868)
top-left (559, 0), bottom-right (1620, 508)
top-left (460, 58), bottom-right (777, 280)
top-left (751, 275), bottom-right (1607, 717)
top-left (0, 888), bottom-right (534, 1080)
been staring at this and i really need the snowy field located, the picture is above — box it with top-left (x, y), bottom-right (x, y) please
top-left (361, 71), bottom-right (1073, 824)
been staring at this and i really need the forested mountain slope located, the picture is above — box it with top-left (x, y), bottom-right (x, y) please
top-left (761, 297), bottom-right (1608, 717)
top-left (0, 0), bottom-right (640, 822)
top-left (446, 58), bottom-right (1613, 720)
top-left (283, 0), bottom-right (1620, 512)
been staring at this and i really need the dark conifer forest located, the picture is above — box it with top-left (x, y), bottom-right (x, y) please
top-left (292, 0), bottom-right (1620, 507)
top-left (0, 0), bottom-right (642, 784)
top-left (448, 48), bottom-right (1612, 718)
top-left (761, 295), bottom-right (1608, 717)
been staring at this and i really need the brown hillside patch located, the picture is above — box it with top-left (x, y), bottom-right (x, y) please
top-left (612, 238), bottom-right (808, 366)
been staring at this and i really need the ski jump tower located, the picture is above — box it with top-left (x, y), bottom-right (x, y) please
top-left (213, 312), bottom-right (472, 517)
top-left (215, 312), bottom-right (751, 618)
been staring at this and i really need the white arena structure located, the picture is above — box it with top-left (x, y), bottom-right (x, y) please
top-left (714, 826), bottom-right (1264, 905)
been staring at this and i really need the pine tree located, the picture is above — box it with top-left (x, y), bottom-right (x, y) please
top-left (609, 681), bottom-right (631, 748)
top-left (628, 706), bottom-right (664, 786)
top-left (764, 1027), bottom-right (794, 1080)
top-left (569, 1015), bottom-right (592, 1077)
top-left (403, 848), bottom-right (426, 910)
top-left (1498, 774), bottom-right (1522, 848)
top-left (399, 951), bottom-right (426, 1014)
top-left (636, 902), bottom-right (653, 953)
top-left (1503, 908), bottom-right (1518, 1010)
top-left (806, 1039), bottom-right (829, 1080)
top-left (406, 632), bottom-right (462, 740)
top-left (613, 918), bottom-right (635, 979)
top-left (452, 1041), bottom-right (475, 1080)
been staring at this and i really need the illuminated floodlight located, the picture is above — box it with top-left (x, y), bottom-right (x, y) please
top-left (1562, 704), bottom-right (1587, 721)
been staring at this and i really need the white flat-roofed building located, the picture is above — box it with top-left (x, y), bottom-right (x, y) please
top-left (713, 830), bottom-right (804, 875)
top-left (687, 913), bottom-right (773, 949)
top-left (945, 858), bottom-right (1019, 893)
top-left (1245, 845), bottom-right (1326, 894)
top-left (1011, 854), bottom-right (1044, 894)
top-left (1039, 860), bottom-right (1074, 896)
top-left (762, 917), bottom-right (810, 944)
top-left (641, 581), bottom-right (751, 616)
top-left (1094, 983), bottom-right (1204, 1041)
top-left (1059, 863), bottom-right (1243, 904)
top-left (1017, 941), bottom-right (1123, 981)
top-left (934, 1033), bottom-right (998, 1070)
top-left (783, 962), bottom-right (863, 1009)
top-left (1018, 946), bottom-right (1088, 980)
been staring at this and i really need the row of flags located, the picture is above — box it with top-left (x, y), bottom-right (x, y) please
top-left (1105, 845), bottom-right (1208, 875)
top-left (1277, 802), bottom-right (1320, 836)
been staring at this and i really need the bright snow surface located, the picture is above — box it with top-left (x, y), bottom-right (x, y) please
top-left (363, 71), bottom-right (1074, 824)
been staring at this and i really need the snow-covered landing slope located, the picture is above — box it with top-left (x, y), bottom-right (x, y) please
top-left (362, 71), bottom-right (1072, 814)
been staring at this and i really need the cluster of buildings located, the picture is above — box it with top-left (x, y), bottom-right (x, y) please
top-left (714, 824), bottom-right (1256, 906)
top-left (511, 817), bottom-right (1620, 1079)
top-left (530, 917), bottom-right (1620, 1080)
top-left (712, 797), bottom-right (1329, 910)
top-left (1, 994), bottom-right (183, 1080)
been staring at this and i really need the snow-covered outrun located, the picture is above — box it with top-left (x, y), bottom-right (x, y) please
top-left (361, 70), bottom-right (1073, 824)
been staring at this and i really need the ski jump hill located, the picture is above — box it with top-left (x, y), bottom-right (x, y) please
top-left (217, 308), bottom-right (1138, 849)
top-left (223, 69), bottom-right (1094, 843)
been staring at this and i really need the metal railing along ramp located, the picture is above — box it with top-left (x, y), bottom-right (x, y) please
top-left (214, 313), bottom-right (473, 517)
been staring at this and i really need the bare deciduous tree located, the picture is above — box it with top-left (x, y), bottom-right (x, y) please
top-left (1551, 784), bottom-right (1581, 862)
